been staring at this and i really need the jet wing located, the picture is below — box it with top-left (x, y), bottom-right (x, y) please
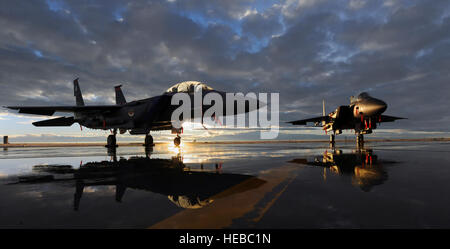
top-left (287, 116), bottom-right (330, 125)
top-left (5, 105), bottom-right (122, 116)
top-left (379, 115), bottom-right (406, 123)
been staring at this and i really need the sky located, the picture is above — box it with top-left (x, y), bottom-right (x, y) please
top-left (0, 0), bottom-right (449, 142)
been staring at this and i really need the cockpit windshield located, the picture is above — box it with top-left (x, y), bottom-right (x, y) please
top-left (165, 81), bottom-right (214, 93)
top-left (351, 92), bottom-right (372, 104)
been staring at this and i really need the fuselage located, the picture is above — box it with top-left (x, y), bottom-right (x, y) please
top-left (76, 87), bottom-right (261, 134)
top-left (324, 92), bottom-right (388, 134)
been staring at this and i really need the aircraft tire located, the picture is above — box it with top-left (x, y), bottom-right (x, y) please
top-left (145, 135), bottom-right (154, 147)
top-left (356, 134), bottom-right (364, 146)
top-left (106, 134), bottom-right (117, 148)
top-left (174, 136), bottom-right (181, 147)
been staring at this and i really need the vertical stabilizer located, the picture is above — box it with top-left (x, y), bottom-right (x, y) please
top-left (73, 78), bottom-right (85, 106)
top-left (115, 85), bottom-right (127, 105)
top-left (322, 99), bottom-right (326, 126)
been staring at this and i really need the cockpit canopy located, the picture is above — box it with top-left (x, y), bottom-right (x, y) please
top-left (357, 92), bottom-right (371, 100)
top-left (165, 81), bottom-right (214, 93)
top-left (351, 92), bottom-right (371, 104)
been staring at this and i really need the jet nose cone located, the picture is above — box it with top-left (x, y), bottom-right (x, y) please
top-left (374, 99), bottom-right (387, 114)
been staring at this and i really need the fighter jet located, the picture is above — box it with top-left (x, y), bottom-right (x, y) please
top-left (6, 78), bottom-right (260, 147)
top-left (288, 92), bottom-right (406, 145)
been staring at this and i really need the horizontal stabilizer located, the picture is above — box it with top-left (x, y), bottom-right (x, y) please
top-left (33, 117), bottom-right (75, 127)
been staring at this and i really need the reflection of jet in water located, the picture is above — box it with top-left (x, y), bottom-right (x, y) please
top-left (11, 154), bottom-right (266, 210)
top-left (289, 149), bottom-right (396, 192)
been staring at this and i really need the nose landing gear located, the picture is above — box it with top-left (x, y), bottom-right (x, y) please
top-left (174, 135), bottom-right (181, 147)
top-left (356, 133), bottom-right (364, 147)
top-left (172, 127), bottom-right (183, 147)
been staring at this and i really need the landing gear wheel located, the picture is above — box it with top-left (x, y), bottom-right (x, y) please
top-left (106, 134), bottom-right (117, 148)
top-left (329, 134), bottom-right (335, 144)
top-left (329, 134), bottom-right (335, 148)
top-left (144, 134), bottom-right (154, 147)
top-left (174, 136), bottom-right (181, 147)
top-left (356, 134), bottom-right (364, 147)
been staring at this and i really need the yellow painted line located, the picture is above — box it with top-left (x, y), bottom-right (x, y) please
top-left (149, 164), bottom-right (300, 229)
top-left (251, 173), bottom-right (297, 223)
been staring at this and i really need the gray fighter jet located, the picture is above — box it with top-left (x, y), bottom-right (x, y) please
top-left (288, 92), bottom-right (406, 145)
top-left (6, 78), bottom-right (260, 147)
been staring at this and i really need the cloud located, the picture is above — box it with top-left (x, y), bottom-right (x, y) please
top-left (0, 0), bottom-right (449, 142)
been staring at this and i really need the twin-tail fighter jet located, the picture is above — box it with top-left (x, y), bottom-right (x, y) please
top-left (6, 78), bottom-right (261, 147)
top-left (288, 92), bottom-right (406, 146)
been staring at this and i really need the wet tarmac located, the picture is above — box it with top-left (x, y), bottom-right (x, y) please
top-left (0, 141), bottom-right (450, 228)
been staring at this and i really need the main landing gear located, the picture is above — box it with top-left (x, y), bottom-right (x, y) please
top-left (105, 129), bottom-right (179, 150)
top-left (329, 134), bottom-right (335, 148)
top-left (144, 134), bottom-right (154, 147)
top-left (105, 129), bottom-right (118, 156)
top-left (144, 134), bottom-right (154, 157)
top-left (105, 129), bottom-right (118, 148)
